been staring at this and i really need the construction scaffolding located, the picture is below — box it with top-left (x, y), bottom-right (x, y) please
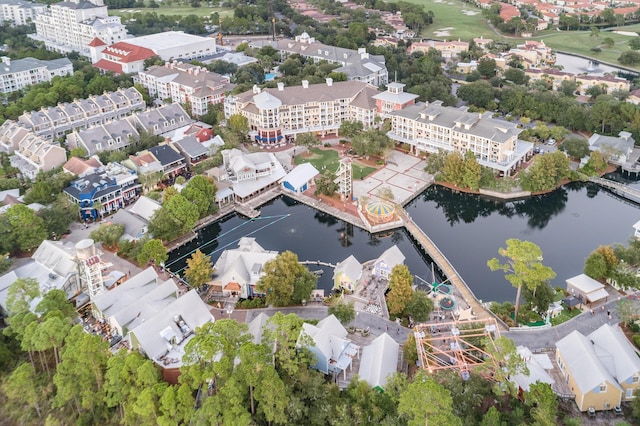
top-left (413, 318), bottom-right (501, 380)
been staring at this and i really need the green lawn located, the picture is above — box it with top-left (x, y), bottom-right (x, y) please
top-left (111, 5), bottom-right (233, 18)
top-left (294, 148), bottom-right (377, 180)
top-left (541, 30), bottom-right (640, 70)
top-left (550, 305), bottom-right (583, 326)
top-left (402, 0), bottom-right (501, 40)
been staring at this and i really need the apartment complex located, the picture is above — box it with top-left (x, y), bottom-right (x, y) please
top-left (66, 103), bottom-right (193, 156)
top-left (387, 101), bottom-right (532, 174)
top-left (9, 132), bottom-right (67, 180)
top-left (16, 87), bottom-right (144, 140)
top-left (0, 56), bottom-right (73, 93)
top-left (225, 79), bottom-right (379, 145)
top-left (33, 0), bottom-right (128, 55)
top-left (136, 62), bottom-right (235, 116)
top-left (408, 40), bottom-right (469, 59)
top-left (0, 0), bottom-right (46, 26)
top-left (250, 32), bottom-right (388, 87)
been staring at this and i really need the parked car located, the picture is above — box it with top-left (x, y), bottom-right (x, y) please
top-left (547, 138), bottom-right (556, 146)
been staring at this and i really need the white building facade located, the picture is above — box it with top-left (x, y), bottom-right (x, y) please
top-left (0, 56), bottom-right (73, 93)
top-left (0, 0), bottom-right (47, 26)
top-left (387, 101), bottom-right (533, 174)
top-left (136, 61), bottom-right (234, 116)
top-left (33, 0), bottom-right (128, 56)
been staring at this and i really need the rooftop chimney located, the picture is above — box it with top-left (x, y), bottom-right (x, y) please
top-left (277, 82), bottom-right (284, 91)
top-left (326, 78), bottom-right (333, 87)
top-left (302, 80), bottom-right (309, 89)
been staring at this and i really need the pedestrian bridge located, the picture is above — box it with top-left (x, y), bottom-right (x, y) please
top-left (589, 177), bottom-right (640, 204)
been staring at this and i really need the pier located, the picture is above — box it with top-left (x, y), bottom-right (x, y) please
top-left (397, 209), bottom-right (509, 331)
top-left (589, 176), bottom-right (640, 204)
top-left (300, 260), bottom-right (336, 268)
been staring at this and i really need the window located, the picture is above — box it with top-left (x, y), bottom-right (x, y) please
top-left (635, 376), bottom-right (640, 383)
top-left (599, 385), bottom-right (607, 393)
top-left (627, 388), bottom-right (635, 398)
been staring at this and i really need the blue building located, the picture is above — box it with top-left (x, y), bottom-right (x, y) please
top-left (64, 162), bottom-right (139, 220)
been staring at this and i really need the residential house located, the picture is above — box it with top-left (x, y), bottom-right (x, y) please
top-left (358, 333), bottom-right (399, 391)
top-left (576, 74), bottom-right (630, 95)
top-left (66, 103), bottom-right (193, 157)
top-left (0, 120), bottom-right (30, 153)
top-left (456, 61), bottom-right (478, 75)
top-left (18, 87), bottom-right (145, 140)
top-left (0, 240), bottom-right (81, 315)
top-left (297, 314), bottom-right (360, 380)
top-left (110, 195), bottom-right (161, 240)
top-left (0, 188), bottom-right (21, 214)
top-left (211, 237), bottom-right (278, 298)
top-left (511, 346), bottom-right (555, 394)
top-left (9, 133), bottom-right (67, 180)
top-left (172, 136), bottom-right (209, 166)
top-left (333, 254), bottom-right (362, 292)
top-left (136, 62), bottom-right (235, 117)
top-left (628, 89), bottom-right (640, 105)
top-left (128, 289), bottom-right (214, 383)
top-left (566, 273), bottom-right (609, 306)
top-left (250, 32), bottom-right (388, 87)
top-left (472, 36), bottom-right (493, 51)
top-left (0, 56), bottom-right (73, 94)
top-left (0, 0), bottom-right (47, 26)
top-left (225, 79), bottom-right (378, 146)
top-left (524, 68), bottom-right (574, 91)
top-left (63, 162), bottom-right (139, 220)
top-left (215, 149), bottom-right (286, 203)
top-left (280, 162), bottom-right (319, 193)
top-left (372, 246), bottom-right (405, 279)
top-left (408, 40), bottom-right (469, 59)
top-left (556, 323), bottom-right (640, 411)
top-left (247, 312), bottom-right (270, 344)
top-left (33, 0), bottom-right (128, 56)
top-left (63, 156), bottom-right (103, 177)
top-left (142, 144), bottom-right (187, 179)
top-left (588, 131), bottom-right (634, 165)
top-left (387, 101), bottom-right (532, 175)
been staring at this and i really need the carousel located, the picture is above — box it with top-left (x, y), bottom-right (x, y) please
top-left (364, 199), bottom-right (396, 224)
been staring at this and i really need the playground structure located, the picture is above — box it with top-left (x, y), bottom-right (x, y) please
top-left (413, 318), bottom-right (502, 380)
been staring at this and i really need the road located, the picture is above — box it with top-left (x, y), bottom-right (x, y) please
top-left (505, 295), bottom-right (637, 350)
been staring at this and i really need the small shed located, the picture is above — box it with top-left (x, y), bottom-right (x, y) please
top-left (566, 274), bottom-right (609, 305)
top-left (281, 163), bottom-right (319, 193)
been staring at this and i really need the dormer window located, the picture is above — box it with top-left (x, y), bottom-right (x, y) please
top-left (153, 124), bottom-right (158, 131)
top-left (179, 116), bottom-right (184, 122)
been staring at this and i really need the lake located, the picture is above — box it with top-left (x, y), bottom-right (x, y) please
top-left (166, 181), bottom-right (640, 303)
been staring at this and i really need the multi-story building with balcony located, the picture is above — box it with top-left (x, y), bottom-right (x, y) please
top-left (63, 161), bottom-right (138, 220)
top-left (33, 0), bottom-right (128, 56)
top-left (0, 56), bottom-right (73, 93)
top-left (66, 103), bottom-right (194, 157)
top-left (250, 32), bottom-right (388, 87)
top-left (225, 79), bottom-right (379, 146)
top-left (9, 133), bottom-right (67, 180)
top-left (17, 87), bottom-right (144, 140)
top-left (387, 101), bottom-right (532, 174)
top-left (0, 0), bottom-right (47, 26)
top-left (136, 62), bottom-right (235, 117)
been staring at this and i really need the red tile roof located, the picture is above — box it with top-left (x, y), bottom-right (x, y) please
top-left (102, 42), bottom-right (156, 63)
top-left (93, 59), bottom-right (123, 74)
top-left (88, 37), bottom-right (106, 47)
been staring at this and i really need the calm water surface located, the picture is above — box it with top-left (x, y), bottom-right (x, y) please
top-left (167, 181), bottom-right (640, 303)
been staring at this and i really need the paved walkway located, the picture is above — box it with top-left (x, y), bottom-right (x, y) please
top-left (505, 294), bottom-right (638, 350)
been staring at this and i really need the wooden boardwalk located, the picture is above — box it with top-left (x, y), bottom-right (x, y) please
top-left (589, 176), bottom-right (640, 204)
top-left (397, 210), bottom-right (509, 331)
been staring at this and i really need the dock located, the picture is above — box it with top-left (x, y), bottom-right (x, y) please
top-left (588, 176), bottom-right (640, 204)
top-left (397, 209), bottom-right (509, 331)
